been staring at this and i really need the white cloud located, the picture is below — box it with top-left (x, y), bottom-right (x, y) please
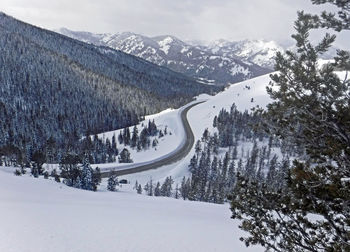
top-left (1, 0), bottom-right (349, 48)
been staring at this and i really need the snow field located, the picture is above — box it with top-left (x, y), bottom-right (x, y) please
top-left (0, 167), bottom-right (263, 252)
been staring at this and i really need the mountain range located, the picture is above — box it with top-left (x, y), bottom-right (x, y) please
top-left (57, 28), bottom-right (284, 85)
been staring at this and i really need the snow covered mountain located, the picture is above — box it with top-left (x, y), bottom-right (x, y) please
top-left (205, 39), bottom-right (284, 69)
top-left (57, 28), bottom-right (273, 85)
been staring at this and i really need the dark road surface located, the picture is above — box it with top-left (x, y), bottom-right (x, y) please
top-left (100, 101), bottom-right (204, 178)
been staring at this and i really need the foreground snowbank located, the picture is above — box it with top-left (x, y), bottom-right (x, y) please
top-left (0, 167), bottom-right (262, 252)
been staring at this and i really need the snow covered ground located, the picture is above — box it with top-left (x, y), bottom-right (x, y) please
top-left (0, 167), bottom-right (263, 252)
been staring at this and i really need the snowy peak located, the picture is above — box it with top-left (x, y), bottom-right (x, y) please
top-left (55, 28), bottom-right (110, 46)
top-left (208, 39), bottom-right (284, 69)
top-left (153, 35), bottom-right (179, 55)
top-left (57, 28), bottom-right (273, 85)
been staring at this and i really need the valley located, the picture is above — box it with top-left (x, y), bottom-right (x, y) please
top-left (1, 1), bottom-right (349, 251)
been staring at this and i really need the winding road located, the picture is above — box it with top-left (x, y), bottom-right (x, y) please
top-left (100, 101), bottom-right (204, 178)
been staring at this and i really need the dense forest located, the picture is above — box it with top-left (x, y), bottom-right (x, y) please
top-left (0, 12), bottom-right (219, 165)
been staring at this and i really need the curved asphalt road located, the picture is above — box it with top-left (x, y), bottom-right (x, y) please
top-left (100, 101), bottom-right (204, 178)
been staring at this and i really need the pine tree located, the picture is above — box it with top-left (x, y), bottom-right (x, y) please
top-left (227, 161), bottom-right (236, 190)
top-left (137, 184), bottom-right (143, 194)
top-left (14, 169), bottom-right (21, 176)
top-left (174, 183), bottom-right (179, 199)
top-left (230, 3), bottom-right (350, 251)
top-left (123, 128), bottom-right (130, 145)
top-left (118, 148), bottom-right (133, 163)
top-left (118, 131), bottom-right (124, 144)
top-left (154, 182), bottom-right (161, 196)
top-left (160, 176), bottom-right (173, 197)
top-left (60, 153), bottom-right (81, 187)
top-left (143, 178), bottom-right (154, 196)
top-left (266, 154), bottom-right (278, 189)
top-left (131, 126), bottom-right (139, 148)
top-left (180, 176), bottom-right (188, 200)
top-left (195, 140), bottom-right (202, 154)
top-left (43, 171), bottom-right (49, 179)
top-left (107, 174), bottom-right (118, 192)
top-left (152, 139), bottom-right (158, 148)
top-left (111, 134), bottom-right (117, 154)
top-left (51, 169), bottom-right (60, 182)
top-left (73, 176), bottom-right (82, 189)
top-left (31, 150), bottom-right (46, 176)
top-left (148, 178), bottom-right (153, 196)
top-left (93, 167), bottom-right (102, 191)
top-left (81, 155), bottom-right (94, 191)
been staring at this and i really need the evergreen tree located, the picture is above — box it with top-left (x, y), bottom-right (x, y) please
top-left (123, 128), bottom-right (131, 146)
top-left (81, 155), bottom-right (94, 191)
top-left (118, 131), bottom-right (124, 145)
top-left (148, 178), bottom-right (153, 196)
top-left (92, 167), bottom-right (102, 191)
top-left (152, 139), bottom-right (158, 148)
top-left (139, 128), bottom-right (149, 149)
top-left (227, 161), bottom-right (236, 190)
top-left (107, 174), bottom-right (118, 192)
top-left (31, 150), bottom-right (46, 176)
top-left (266, 154), bottom-right (278, 189)
top-left (230, 3), bottom-right (350, 251)
top-left (14, 169), bottom-right (21, 176)
top-left (147, 120), bottom-right (158, 136)
top-left (154, 182), bottom-right (161, 196)
top-left (180, 176), bottom-right (189, 200)
top-left (195, 140), bottom-right (202, 154)
top-left (160, 176), bottom-right (174, 197)
top-left (60, 153), bottom-right (81, 187)
top-left (111, 134), bottom-right (117, 154)
top-left (137, 184), bottom-right (142, 194)
top-left (174, 183), bottom-right (179, 199)
top-left (43, 171), bottom-right (49, 179)
top-left (130, 126), bottom-right (139, 148)
top-left (137, 184), bottom-right (143, 194)
top-left (73, 176), bottom-right (82, 189)
top-left (51, 169), bottom-right (61, 183)
top-left (118, 148), bottom-right (133, 163)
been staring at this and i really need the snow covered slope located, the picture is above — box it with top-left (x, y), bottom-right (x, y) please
top-left (119, 73), bottom-right (273, 184)
top-left (0, 167), bottom-right (262, 252)
top-left (207, 39), bottom-right (284, 69)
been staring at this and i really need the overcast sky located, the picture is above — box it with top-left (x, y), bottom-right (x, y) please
top-left (1, 0), bottom-right (349, 48)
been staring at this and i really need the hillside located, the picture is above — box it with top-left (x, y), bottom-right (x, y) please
top-left (0, 12), bottom-right (217, 163)
top-left (57, 28), bottom-right (272, 85)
